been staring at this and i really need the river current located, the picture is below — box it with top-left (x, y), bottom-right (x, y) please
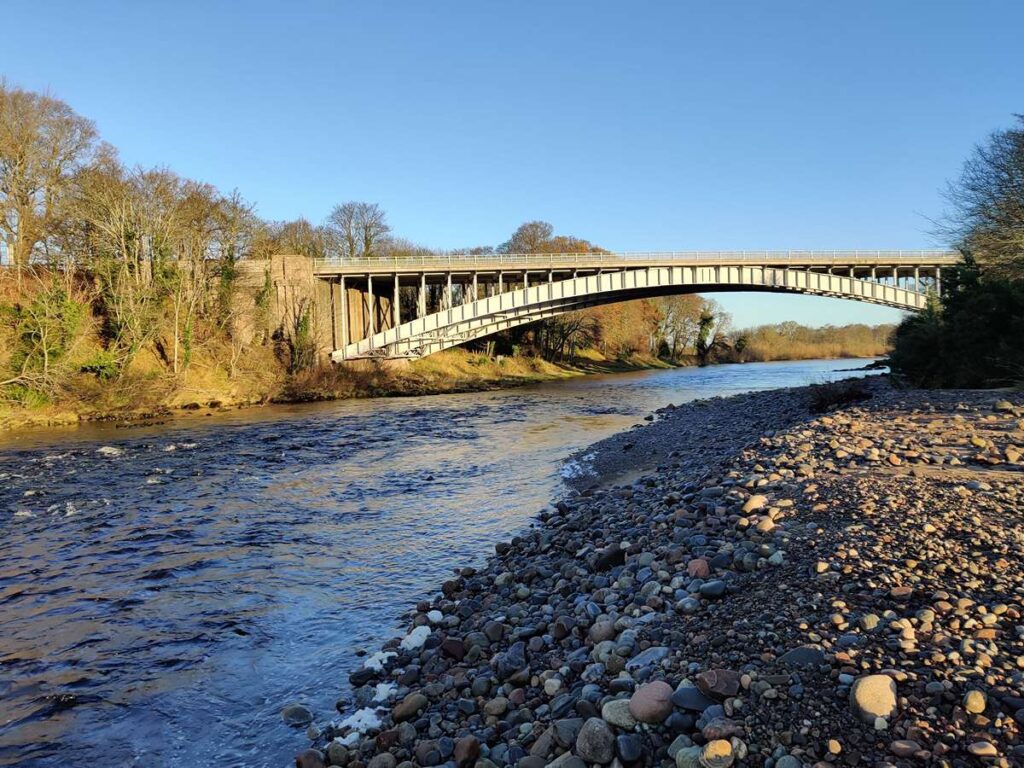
top-left (0, 359), bottom-right (873, 767)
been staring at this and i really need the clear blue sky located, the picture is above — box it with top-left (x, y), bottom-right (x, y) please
top-left (3, 1), bottom-right (1021, 327)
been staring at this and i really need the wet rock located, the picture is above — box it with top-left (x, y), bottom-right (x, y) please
top-left (282, 703), bottom-right (314, 727)
top-left (295, 749), bottom-right (327, 768)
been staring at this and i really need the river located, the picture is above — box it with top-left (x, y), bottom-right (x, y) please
top-left (0, 359), bottom-right (875, 767)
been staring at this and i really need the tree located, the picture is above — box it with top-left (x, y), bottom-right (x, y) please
top-left (0, 82), bottom-right (99, 278)
top-left (656, 294), bottom-right (703, 358)
top-left (271, 218), bottom-right (328, 259)
top-left (499, 220), bottom-right (553, 253)
top-left (938, 115), bottom-right (1024, 280)
top-left (325, 202), bottom-right (390, 259)
top-left (695, 299), bottom-right (731, 365)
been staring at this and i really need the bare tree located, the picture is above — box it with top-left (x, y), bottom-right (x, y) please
top-left (938, 115), bottom-right (1024, 279)
top-left (325, 201), bottom-right (390, 259)
top-left (0, 82), bottom-right (99, 280)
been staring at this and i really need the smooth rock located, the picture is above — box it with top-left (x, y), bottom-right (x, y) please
top-left (850, 674), bottom-right (897, 723)
top-left (628, 680), bottom-right (674, 723)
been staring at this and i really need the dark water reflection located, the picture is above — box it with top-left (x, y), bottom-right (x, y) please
top-left (0, 359), bottom-right (873, 767)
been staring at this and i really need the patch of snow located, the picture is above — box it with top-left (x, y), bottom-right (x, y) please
top-left (337, 707), bottom-right (382, 736)
top-left (400, 625), bottom-right (431, 650)
top-left (372, 682), bottom-right (396, 702)
top-left (363, 650), bottom-right (397, 671)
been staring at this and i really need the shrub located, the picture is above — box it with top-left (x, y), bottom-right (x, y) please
top-left (80, 350), bottom-right (121, 380)
top-left (889, 262), bottom-right (1024, 388)
top-left (808, 378), bottom-right (872, 413)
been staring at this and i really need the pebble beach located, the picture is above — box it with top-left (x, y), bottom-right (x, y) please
top-left (293, 378), bottom-right (1024, 768)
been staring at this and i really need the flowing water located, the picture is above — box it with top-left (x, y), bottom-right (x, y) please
top-left (0, 359), bottom-right (875, 767)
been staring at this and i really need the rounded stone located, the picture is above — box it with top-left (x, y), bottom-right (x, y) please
top-left (967, 741), bottom-right (998, 757)
top-left (699, 739), bottom-right (734, 768)
top-left (675, 745), bottom-right (703, 768)
top-left (628, 680), bottom-right (674, 723)
top-left (601, 698), bottom-right (637, 730)
top-left (964, 689), bottom-right (987, 714)
top-left (392, 692), bottom-right (428, 722)
top-left (850, 674), bottom-right (897, 723)
top-left (576, 717), bottom-right (615, 764)
top-left (890, 740), bottom-right (920, 758)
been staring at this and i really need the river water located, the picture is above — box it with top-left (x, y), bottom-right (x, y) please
top-left (0, 359), bottom-right (874, 767)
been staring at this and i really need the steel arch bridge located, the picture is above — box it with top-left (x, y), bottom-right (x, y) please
top-left (311, 250), bottom-right (959, 361)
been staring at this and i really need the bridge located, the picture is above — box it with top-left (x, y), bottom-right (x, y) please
top-left (306, 250), bottom-right (959, 361)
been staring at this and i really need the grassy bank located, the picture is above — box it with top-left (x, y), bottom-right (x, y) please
top-left (0, 349), bottom-right (675, 433)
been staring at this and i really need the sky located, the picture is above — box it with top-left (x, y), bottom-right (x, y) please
top-left (2, 1), bottom-right (1021, 328)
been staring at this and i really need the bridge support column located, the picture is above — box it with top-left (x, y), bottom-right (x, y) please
top-left (892, 266), bottom-right (899, 287)
top-left (472, 272), bottom-right (478, 302)
top-left (913, 267), bottom-right (920, 292)
top-left (524, 271), bottom-right (529, 289)
top-left (393, 274), bottom-right (400, 329)
top-left (418, 273), bottom-right (426, 318)
top-left (935, 267), bottom-right (942, 296)
top-left (331, 276), bottom-right (349, 358)
top-left (367, 276), bottom-right (375, 349)
top-left (445, 273), bottom-right (452, 312)
top-left (498, 272), bottom-right (503, 292)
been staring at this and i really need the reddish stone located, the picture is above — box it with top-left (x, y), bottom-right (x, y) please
top-left (687, 558), bottom-right (711, 579)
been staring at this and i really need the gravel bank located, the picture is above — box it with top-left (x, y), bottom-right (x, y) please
top-left (294, 378), bottom-right (1024, 768)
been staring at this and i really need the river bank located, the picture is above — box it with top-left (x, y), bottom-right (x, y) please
top-left (0, 350), bottom-right (681, 435)
top-left (0, 348), bottom-right (889, 436)
top-left (299, 378), bottom-right (1024, 768)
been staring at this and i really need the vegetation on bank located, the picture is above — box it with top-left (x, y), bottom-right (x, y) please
top-left (889, 116), bottom-right (1024, 388)
top-left (0, 82), bottom-right (893, 431)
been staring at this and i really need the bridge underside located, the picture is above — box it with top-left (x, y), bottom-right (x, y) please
top-left (324, 263), bottom-right (941, 361)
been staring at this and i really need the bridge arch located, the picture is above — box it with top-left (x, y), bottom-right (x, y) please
top-left (329, 261), bottom-right (944, 361)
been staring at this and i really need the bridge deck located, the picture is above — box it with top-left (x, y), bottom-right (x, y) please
top-left (314, 249), bottom-right (960, 275)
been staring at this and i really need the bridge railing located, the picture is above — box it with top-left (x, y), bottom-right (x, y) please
top-left (314, 249), bottom-right (960, 272)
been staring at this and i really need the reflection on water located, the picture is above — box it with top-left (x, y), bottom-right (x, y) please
top-left (0, 359), bottom-right (874, 766)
